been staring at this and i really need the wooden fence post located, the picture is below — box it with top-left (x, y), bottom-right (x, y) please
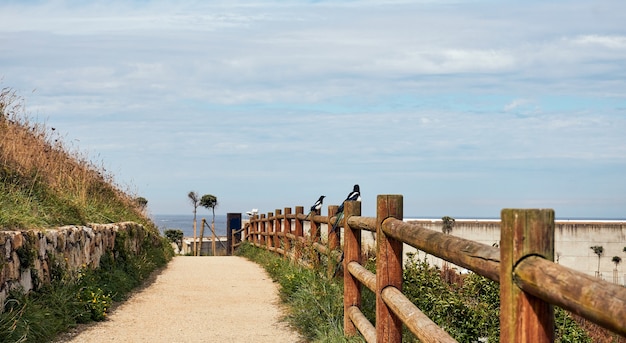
top-left (274, 209), bottom-right (282, 251)
top-left (376, 195), bottom-right (403, 343)
top-left (252, 214), bottom-right (260, 245)
top-left (267, 212), bottom-right (274, 250)
top-left (310, 211), bottom-right (320, 243)
top-left (501, 209), bottom-right (555, 343)
top-left (328, 205), bottom-right (339, 251)
top-left (343, 200), bottom-right (362, 337)
top-left (284, 207), bottom-right (292, 254)
top-left (245, 215), bottom-right (251, 244)
top-left (259, 214), bottom-right (266, 247)
top-left (295, 206), bottom-right (304, 261)
top-left (327, 205), bottom-right (340, 277)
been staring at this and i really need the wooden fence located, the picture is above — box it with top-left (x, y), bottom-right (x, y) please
top-left (239, 194), bottom-right (626, 342)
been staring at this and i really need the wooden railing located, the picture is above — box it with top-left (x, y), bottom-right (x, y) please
top-left (241, 194), bottom-right (626, 342)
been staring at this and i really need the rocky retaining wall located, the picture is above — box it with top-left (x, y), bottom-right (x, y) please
top-left (0, 222), bottom-right (156, 306)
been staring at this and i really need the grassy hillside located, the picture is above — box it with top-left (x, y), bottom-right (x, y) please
top-left (1, 87), bottom-right (173, 342)
top-left (0, 87), bottom-right (152, 230)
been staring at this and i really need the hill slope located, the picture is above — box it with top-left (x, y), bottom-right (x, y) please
top-left (1, 87), bottom-right (153, 230)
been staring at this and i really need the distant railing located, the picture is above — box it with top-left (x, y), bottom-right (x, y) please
top-left (239, 194), bottom-right (626, 342)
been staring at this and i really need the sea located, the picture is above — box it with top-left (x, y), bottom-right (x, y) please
top-left (152, 214), bottom-right (230, 237)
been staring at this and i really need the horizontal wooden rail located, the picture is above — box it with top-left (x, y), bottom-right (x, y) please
top-left (381, 218), bottom-right (500, 282)
top-left (381, 286), bottom-right (456, 343)
top-left (347, 306), bottom-right (376, 343)
top-left (514, 255), bottom-right (626, 336)
top-left (347, 216), bottom-right (376, 232)
top-left (347, 261), bottom-right (376, 291)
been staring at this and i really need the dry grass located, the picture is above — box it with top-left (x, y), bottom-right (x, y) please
top-left (0, 87), bottom-right (151, 229)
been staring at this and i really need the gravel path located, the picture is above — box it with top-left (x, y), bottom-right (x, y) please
top-left (55, 256), bottom-right (304, 343)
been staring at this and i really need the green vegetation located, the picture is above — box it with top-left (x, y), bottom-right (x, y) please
top-left (1, 87), bottom-right (153, 229)
top-left (237, 244), bottom-right (591, 343)
top-left (0, 232), bottom-right (172, 343)
top-left (164, 229), bottom-right (184, 251)
top-left (1, 87), bottom-right (174, 342)
top-left (236, 242), bottom-right (366, 342)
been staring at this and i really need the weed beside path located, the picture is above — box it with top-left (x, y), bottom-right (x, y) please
top-left (54, 256), bottom-right (303, 343)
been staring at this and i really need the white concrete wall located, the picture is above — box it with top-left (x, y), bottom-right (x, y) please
top-left (407, 219), bottom-right (626, 284)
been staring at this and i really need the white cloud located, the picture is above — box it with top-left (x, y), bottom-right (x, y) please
top-left (1, 0), bottom-right (625, 216)
top-left (570, 35), bottom-right (626, 49)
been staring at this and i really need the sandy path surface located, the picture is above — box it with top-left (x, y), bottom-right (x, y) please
top-left (55, 256), bottom-right (304, 343)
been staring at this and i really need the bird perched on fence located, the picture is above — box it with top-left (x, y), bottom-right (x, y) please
top-left (304, 195), bottom-right (325, 220)
top-left (331, 184), bottom-right (361, 233)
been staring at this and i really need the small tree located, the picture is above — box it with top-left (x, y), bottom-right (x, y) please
top-left (134, 196), bottom-right (148, 211)
top-left (200, 194), bottom-right (218, 229)
top-left (442, 216), bottom-right (455, 235)
top-left (612, 256), bottom-right (622, 285)
top-left (188, 191), bottom-right (200, 255)
top-left (590, 245), bottom-right (604, 277)
top-left (164, 229), bottom-right (183, 253)
top-left (612, 256), bottom-right (622, 269)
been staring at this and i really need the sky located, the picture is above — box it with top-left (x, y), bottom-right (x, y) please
top-left (1, 0), bottom-right (625, 219)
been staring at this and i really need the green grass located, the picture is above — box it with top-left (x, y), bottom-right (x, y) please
top-left (0, 233), bottom-right (173, 343)
top-left (236, 243), bottom-right (366, 343)
top-left (1, 87), bottom-right (153, 230)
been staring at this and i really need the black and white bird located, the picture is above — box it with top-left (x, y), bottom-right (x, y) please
top-left (331, 184), bottom-right (361, 233)
top-left (337, 184), bottom-right (361, 213)
top-left (310, 195), bottom-right (326, 212)
top-left (304, 195), bottom-right (326, 220)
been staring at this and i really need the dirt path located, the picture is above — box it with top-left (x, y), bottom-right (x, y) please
top-left (55, 256), bottom-right (304, 343)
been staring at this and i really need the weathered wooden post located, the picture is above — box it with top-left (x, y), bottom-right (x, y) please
top-left (328, 205), bottom-right (340, 251)
top-left (267, 212), bottom-right (274, 250)
top-left (310, 210), bottom-right (320, 243)
top-left (343, 200), bottom-right (362, 337)
top-left (327, 205), bottom-right (340, 277)
top-left (500, 209), bottom-right (555, 343)
top-left (295, 206), bottom-right (304, 261)
top-left (259, 214), bottom-right (266, 247)
top-left (284, 207), bottom-right (292, 255)
top-left (252, 214), bottom-right (259, 245)
top-left (274, 209), bottom-right (282, 252)
top-left (376, 195), bottom-right (403, 343)
top-left (199, 218), bottom-right (207, 256)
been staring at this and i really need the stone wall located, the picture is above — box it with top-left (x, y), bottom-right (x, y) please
top-left (407, 219), bottom-right (626, 284)
top-left (0, 222), bottom-right (154, 306)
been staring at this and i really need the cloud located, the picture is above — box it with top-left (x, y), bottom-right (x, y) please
top-left (1, 0), bottom-right (625, 216)
top-left (570, 35), bottom-right (626, 49)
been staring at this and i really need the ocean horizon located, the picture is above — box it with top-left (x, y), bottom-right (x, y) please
top-left (152, 214), bottom-right (231, 237)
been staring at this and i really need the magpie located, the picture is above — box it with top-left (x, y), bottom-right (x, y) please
top-left (331, 184), bottom-right (361, 233)
top-left (330, 184), bottom-right (361, 278)
top-left (304, 195), bottom-right (325, 220)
